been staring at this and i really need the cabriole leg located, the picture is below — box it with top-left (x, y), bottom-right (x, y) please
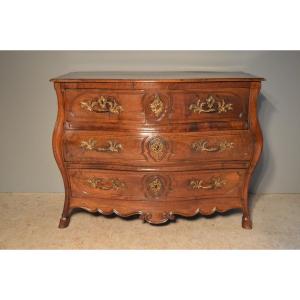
top-left (241, 197), bottom-right (252, 229)
top-left (58, 206), bottom-right (72, 229)
top-left (58, 215), bottom-right (71, 228)
top-left (242, 212), bottom-right (252, 229)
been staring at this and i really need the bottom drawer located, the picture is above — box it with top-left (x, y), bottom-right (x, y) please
top-left (68, 169), bottom-right (246, 201)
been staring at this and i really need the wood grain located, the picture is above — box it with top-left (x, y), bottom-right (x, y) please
top-left (51, 72), bottom-right (264, 228)
top-left (64, 86), bottom-right (249, 130)
top-left (64, 130), bottom-right (254, 165)
top-left (68, 168), bottom-right (246, 201)
top-left (51, 71), bottom-right (265, 82)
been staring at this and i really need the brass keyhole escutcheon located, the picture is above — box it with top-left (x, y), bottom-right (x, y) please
top-left (151, 179), bottom-right (161, 192)
top-left (153, 144), bottom-right (162, 152)
top-left (148, 177), bottom-right (163, 197)
top-left (148, 136), bottom-right (168, 161)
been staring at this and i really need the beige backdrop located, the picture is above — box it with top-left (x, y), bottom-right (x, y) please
top-left (0, 51), bottom-right (299, 193)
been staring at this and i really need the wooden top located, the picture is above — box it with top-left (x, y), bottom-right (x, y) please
top-left (51, 71), bottom-right (265, 82)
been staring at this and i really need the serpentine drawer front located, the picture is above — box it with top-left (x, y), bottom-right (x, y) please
top-left (68, 169), bottom-right (246, 201)
top-left (64, 130), bottom-right (254, 164)
top-left (51, 71), bottom-right (264, 229)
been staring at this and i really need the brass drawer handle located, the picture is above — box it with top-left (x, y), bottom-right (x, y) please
top-left (80, 96), bottom-right (123, 114)
top-left (192, 140), bottom-right (234, 152)
top-left (189, 176), bottom-right (226, 190)
top-left (189, 95), bottom-right (233, 113)
top-left (87, 177), bottom-right (125, 190)
top-left (80, 139), bottom-right (122, 153)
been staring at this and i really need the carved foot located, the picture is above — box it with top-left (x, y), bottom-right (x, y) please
top-left (58, 216), bottom-right (70, 229)
top-left (242, 214), bottom-right (252, 230)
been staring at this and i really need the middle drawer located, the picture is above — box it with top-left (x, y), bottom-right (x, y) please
top-left (64, 130), bottom-right (254, 165)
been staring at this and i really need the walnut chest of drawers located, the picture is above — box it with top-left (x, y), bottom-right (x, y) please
top-left (51, 71), bottom-right (264, 229)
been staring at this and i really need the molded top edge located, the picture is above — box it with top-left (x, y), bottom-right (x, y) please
top-left (50, 71), bottom-right (265, 82)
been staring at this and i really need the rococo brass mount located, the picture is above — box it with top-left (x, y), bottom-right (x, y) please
top-left (148, 177), bottom-right (163, 196)
top-left (81, 96), bottom-right (123, 114)
top-left (87, 177), bottom-right (125, 191)
top-left (148, 136), bottom-right (168, 161)
top-left (189, 95), bottom-right (233, 113)
top-left (189, 176), bottom-right (226, 190)
top-left (80, 139), bottom-right (122, 153)
top-left (191, 140), bottom-right (234, 152)
top-left (150, 94), bottom-right (164, 118)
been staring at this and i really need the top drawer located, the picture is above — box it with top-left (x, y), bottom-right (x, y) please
top-left (64, 87), bottom-right (249, 130)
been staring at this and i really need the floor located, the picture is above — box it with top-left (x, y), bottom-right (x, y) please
top-left (0, 193), bottom-right (299, 249)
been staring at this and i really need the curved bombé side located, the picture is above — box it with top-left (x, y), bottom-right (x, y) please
top-left (52, 82), bottom-right (71, 228)
top-left (241, 81), bottom-right (263, 229)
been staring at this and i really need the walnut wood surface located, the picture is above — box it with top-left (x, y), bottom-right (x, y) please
top-left (64, 130), bottom-right (254, 165)
top-left (64, 85), bottom-right (249, 129)
top-left (68, 169), bottom-right (245, 200)
top-left (51, 72), bottom-right (264, 228)
top-left (70, 197), bottom-right (242, 225)
top-left (51, 71), bottom-right (265, 82)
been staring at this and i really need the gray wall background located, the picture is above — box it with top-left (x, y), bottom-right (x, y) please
top-left (0, 51), bottom-right (299, 193)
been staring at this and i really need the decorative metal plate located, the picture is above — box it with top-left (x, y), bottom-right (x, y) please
top-left (147, 136), bottom-right (169, 161)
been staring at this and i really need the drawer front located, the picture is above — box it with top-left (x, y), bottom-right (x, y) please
top-left (65, 89), bottom-right (145, 124)
top-left (64, 130), bottom-right (253, 164)
top-left (69, 169), bottom-right (246, 201)
top-left (64, 88), bottom-right (249, 129)
top-left (171, 90), bottom-right (249, 125)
